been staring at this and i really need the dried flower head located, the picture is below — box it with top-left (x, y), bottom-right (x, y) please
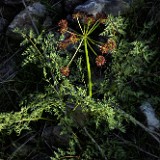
top-left (69, 33), bottom-right (79, 44)
top-left (60, 66), bottom-right (70, 77)
top-left (58, 19), bottom-right (68, 33)
top-left (72, 12), bottom-right (84, 19)
top-left (83, 15), bottom-right (95, 25)
top-left (107, 38), bottom-right (116, 50)
top-left (58, 39), bottom-right (71, 50)
top-left (99, 39), bottom-right (116, 54)
top-left (95, 55), bottom-right (106, 67)
top-left (58, 33), bottom-right (79, 50)
top-left (96, 13), bottom-right (107, 23)
top-left (99, 43), bottom-right (109, 54)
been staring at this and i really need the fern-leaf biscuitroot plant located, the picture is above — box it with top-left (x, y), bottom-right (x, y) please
top-left (0, 12), bottom-right (160, 159)
top-left (58, 13), bottom-right (116, 97)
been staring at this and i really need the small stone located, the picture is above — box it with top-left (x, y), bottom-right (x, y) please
top-left (74, 0), bottom-right (130, 17)
top-left (140, 102), bottom-right (160, 131)
top-left (6, 2), bottom-right (47, 40)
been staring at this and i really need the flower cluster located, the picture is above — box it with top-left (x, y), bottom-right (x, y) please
top-left (99, 38), bottom-right (116, 54)
top-left (72, 12), bottom-right (106, 25)
top-left (58, 33), bottom-right (79, 50)
top-left (69, 33), bottom-right (79, 44)
top-left (72, 12), bottom-right (84, 19)
top-left (60, 66), bottom-right (70, 77)
top-left (96, 39), bottom-right (116, 67)
top-left (58, 12), bottom-right (111, 75)
top-left (58, 18), bottom-right (81, 76)
top-left (83, 16), bottom-right (96, 25)
top-left (58, 39), bottom-right (70, 50)
top-left (95, 55), bottom-right (106, 67)
top-left (58, 19), bottom-right (68, 34)
top-left (96, 13), bottom-right (107, 24)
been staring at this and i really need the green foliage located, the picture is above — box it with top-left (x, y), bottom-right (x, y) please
top-left (100, 15), bottom-right (160, 107)
top-left (57, 15), bottom-right (111, 97)
top-left (100, 15), bottom-right (127, 37)
top-left (0, 12), bottom-right (160, 159)
top-left (0, 23), bottom-right (127, 159)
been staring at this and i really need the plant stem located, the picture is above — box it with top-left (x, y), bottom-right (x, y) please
top-left (84, 38), bottom-right (92, 97)
top-left (67, 39), bottom-right (84, 67)
top-left (87, 40), bottom-right (97, 56)
top-left (77, 17), bottom-right (84, 34)
top-left (83, 127), bottom-right (107, 160)
top-left (87, 20), bottom-right (100, 35)
top-left (22, 0), bottom-right (39, 35)
top-left (87, 37), bottom-right (103, 45)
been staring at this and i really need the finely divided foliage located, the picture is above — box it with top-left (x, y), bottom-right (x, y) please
top-left (0, 13), bottom-right (160, 159)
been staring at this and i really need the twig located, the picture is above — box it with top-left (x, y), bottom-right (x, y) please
top-left (51, 0), bottom-right (63, 8)
top-left (114, 134), bottom-right (160, 159)
top-left (83, 127), bottom-right (108, 160)
top-left (8, 133), bottom-right (37, 160)
top-left (22, 0), bottom-right (39, 35)
top-left (118, 108), bottom-right (160, 144)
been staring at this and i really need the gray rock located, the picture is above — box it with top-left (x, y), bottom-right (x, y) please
top-left (75, 0), bottom-right (106, 17)
top-left (64, 0), bottom-right (84, 13)
top-left (74, 0), bottom-right (130, 16)
top-left (6, 2), bottom-right (47, 40)
top-left (2, 0), bottom-right (24, 5)
top-left (104, 0), bottom-right (130, 16)
top-left (140, 102), bottom-right (160, 131)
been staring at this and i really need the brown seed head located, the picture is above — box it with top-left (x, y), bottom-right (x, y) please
top-left (58, 39), bottom-right (71, 50)
top-left (83, 15), bottom-right (96, 25)
top-left (99, 43), bottom-right (109, 54)
top-left (69, 33), bottom-right (79, 44)
top-left (72, 12), bottom-right (84, 19)
top-left (100, 39), bottom-right (116, 54)
top-left (60, 66), bottom-right (70, 77)
top-left (107, 39), bottom-right (116, 50)
top-left (95, 55), bottom-right (106, 67)
top-left (58, 19), bottom-right (68, 33)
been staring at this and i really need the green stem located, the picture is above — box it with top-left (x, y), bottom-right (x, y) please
top-left (87, 40), bottom-right (97, 56)
top-left (86, 21), bottom-right (91, 34)
top-left (15, 117), bottom-right (54, 124)
top-left (87, 20), bottom-right (100, 35)
top-left (67, 39), bottom-right (84, 67)
top-left (84, 38), bottom-right (92, 97)
top-left (77, 17), bottom-right (84, 34)
top-left (87, 37), bottom-right (103, 45)
top-left (27, 36), bottom-right (43, 57)
top-left (27, 35), bottom-right (49, 80)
